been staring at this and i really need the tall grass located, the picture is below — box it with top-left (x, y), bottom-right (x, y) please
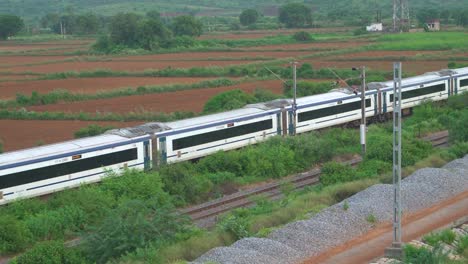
top-left (370, 32), bottom-right (468, 51)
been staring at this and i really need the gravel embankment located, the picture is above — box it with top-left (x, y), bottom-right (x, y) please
top-left (192, 155), bottom-right (468, 264)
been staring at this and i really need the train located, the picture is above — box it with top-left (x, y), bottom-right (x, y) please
top-left (1, 67), bottom-right (467, 205)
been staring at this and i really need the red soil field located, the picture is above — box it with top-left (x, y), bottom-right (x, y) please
top-left (0, 75), bottom-right (38, 81)
top-left (113, 51), bottom-right (314, 61)
top-left (0, 44), bottom-right (87, 52)
top-left (199, 27), bottom-right (357, 40)
top-left (7, 60), bottom-right (259, 73)
top-left (0, 56), bottom-right (72, 66)
top-left (27, 80), bottom-right (285, 114)
top-left (0, 120), bottom-right (142, 152)
top-left (327, 50), bottom-right (442, 59)
top-left (243, 41), bottom-right (371, 51)
top-left (303, 60), bottom-right (450, 74)
top-left (0, 77), bottom-right (216, 99)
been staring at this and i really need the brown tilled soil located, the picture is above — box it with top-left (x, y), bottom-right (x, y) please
top-left (0, 44), bottom-right (88, 52)
top-left (7, 60), bottom-right (257, 73)
top-left (27, 80), bottom-right (284, 114)
top-left (112, 51), bottom-right (314, 61)
top-left (302, 190), bottom-right (468, 264)
top-left (199, 27), bottom-right (357, 39)
top-left (0, 56), bottom-right (72, 66)
top-left (0, 77), bottom-right (216, 99)
top-left (0, 120), bottom-right (142, 152)
top-left (327, 50), bottom-right (443, 59)
top-left (243, 41), bottom-right (371, 51)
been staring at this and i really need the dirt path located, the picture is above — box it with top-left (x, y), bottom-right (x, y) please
top-left (302, 190), bottom-right (468, 264)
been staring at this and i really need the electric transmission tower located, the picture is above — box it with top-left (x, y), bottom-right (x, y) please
top-left (393, 0), bottom-right (410, 32)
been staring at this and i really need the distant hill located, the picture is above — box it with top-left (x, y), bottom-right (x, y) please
top-left (1, 0), bottom-right (466, 24)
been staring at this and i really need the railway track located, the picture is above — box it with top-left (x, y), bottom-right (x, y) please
top-left (180, 157), bottom-right (362, 227)
top-left (181, 130), bottom-right (449, 227)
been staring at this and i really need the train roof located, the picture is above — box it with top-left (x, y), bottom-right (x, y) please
top-left (453, 67), bottom-right (468, 76)
top-left (296, 91), bottom-right (355, 105)
top-left (0, 134), bottom-right (133, 167)
top-left (164, 107), bottom-right (268, 130)
top-left (368, 70), bottom-right (447, 90)
top-left (105, 122), bottom-right (170, 138)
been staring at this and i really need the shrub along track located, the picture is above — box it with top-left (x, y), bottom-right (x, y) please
top-left (182, 131), bottom-right (447, 228)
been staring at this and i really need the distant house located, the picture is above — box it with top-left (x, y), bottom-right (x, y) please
top-left (425, 19), bottom-right (440, 31)
top-left (366, 23), bottom-right (383, 32)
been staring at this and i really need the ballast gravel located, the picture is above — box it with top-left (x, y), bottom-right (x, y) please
top-left (192, 155), bottom-right (468, 264)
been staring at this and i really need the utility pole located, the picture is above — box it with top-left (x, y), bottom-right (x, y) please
top-left (352, 66), bottom-right (367, 155)
top-left (360, 66), bottom-right (366, 155)
top-left (385, 62), bottom-right (403, 259)
top-left (291, 61), bottom-right (298, 136)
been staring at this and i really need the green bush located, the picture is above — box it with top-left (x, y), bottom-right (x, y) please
top-left (293, 31), bottom-right (313, 42)
top-left (74, 124), bottom-right (115, 138)
top-left (83, 200), bottom-right (185, 264)
top-left (218, 215), bottom-right (251, 240)
top-left (320, 161), bottom-right (356, 186)
top-left (403, 244), bottom-right (454, 264)
top-left (100, 169), bottom-right (171, 204)
top-left (48, 186), bottom-right (115, 223)
top-left (448, 109), bottom-right (468, 143)
top-left (423, 229), bottom-right (457, 246)
top-left (25, 205), bottom-right (87, 240)
top-left (0, 215), bottom-right (32, 254)
top-left (203, 89), bottom-right (256, 114)
top-left (456, 235), bottom-right (468, 255)
top-left (15, 240), bottom-right (86, 264)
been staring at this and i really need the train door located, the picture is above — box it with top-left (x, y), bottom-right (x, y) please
top-left (143, 140), bottom-right (151, 171)
top-left (159, 137), bottom-right (167, 164)
top-left (281, 107), bottom-right (288, 136)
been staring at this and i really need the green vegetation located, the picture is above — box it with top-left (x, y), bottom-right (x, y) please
top-left (1, 78), bottom-right (237, 108)
top-left (278, 3), bottom-right (312, 28)
top-left (40, 12), bottom-right (99, 35)
top-left (14, 240), bottom-right (84, 264)
top-left (202, 88), bottom-right (281, 114)
top-left (0, 14), bottom-right (24, 40)
top-left (293, 31), bottom-right (313, 42)
top-left (371, 32), bottom-right (468, 51)
top-left (0, 108), bottom-right (195, 122)
top-left (239, 9), bottom-right (259, 26)
top-left (403, 244), bottom-right (462, 264)
top-left (74, 124), bottom-right (115, 138)
top-left (172, 15), bottom-right (203, 37)
top-left (423, 229), bottom-right (457, 247)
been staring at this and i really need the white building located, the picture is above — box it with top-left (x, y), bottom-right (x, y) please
top-left (366, 23), bottom-right (383, 32)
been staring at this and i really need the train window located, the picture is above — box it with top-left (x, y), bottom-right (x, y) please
top-left (298, 99), bottom-right (370, 122)
top-left (172, 119), bottom-right (273, 150)
top-left (460, 78), bottom-right (468, 87)
top-left (0, 148), bottom-right (138, 189)
top-left (389, 84), bottom-right (445, 102)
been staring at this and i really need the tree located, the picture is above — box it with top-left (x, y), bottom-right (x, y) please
top-left (172, 15), bottom-right (203, 37)
top-left (75, 13), bottom-right (99, 35)
top-left (109, 13), bottom-right (141, 47)
top-left (136, 18), bottom-right (172, 50)
top-left (416, 8), bottom-right (439, 25)
top-left (0, 14), bottom-right (24, 40)
top-left (239, 9), bottom-right (259, 26)
top-left (279, 3), bottom-right (312, 28)
top-left (146, 10), bottom-right (161, 20)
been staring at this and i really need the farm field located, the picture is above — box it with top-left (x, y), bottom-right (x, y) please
top-left (0, 120), bottom-right (142, 152)
top-left (0, 77), bottom-right (217, 99)
top-left (0, 30), bottom-right (467, 152)
top-left (26, 79), bottom-right (285, 114)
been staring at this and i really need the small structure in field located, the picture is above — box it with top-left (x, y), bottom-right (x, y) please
top-left (425, 19), bottom-right (440, 31)
top-left (366, 23), bottom-right (383, 32)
